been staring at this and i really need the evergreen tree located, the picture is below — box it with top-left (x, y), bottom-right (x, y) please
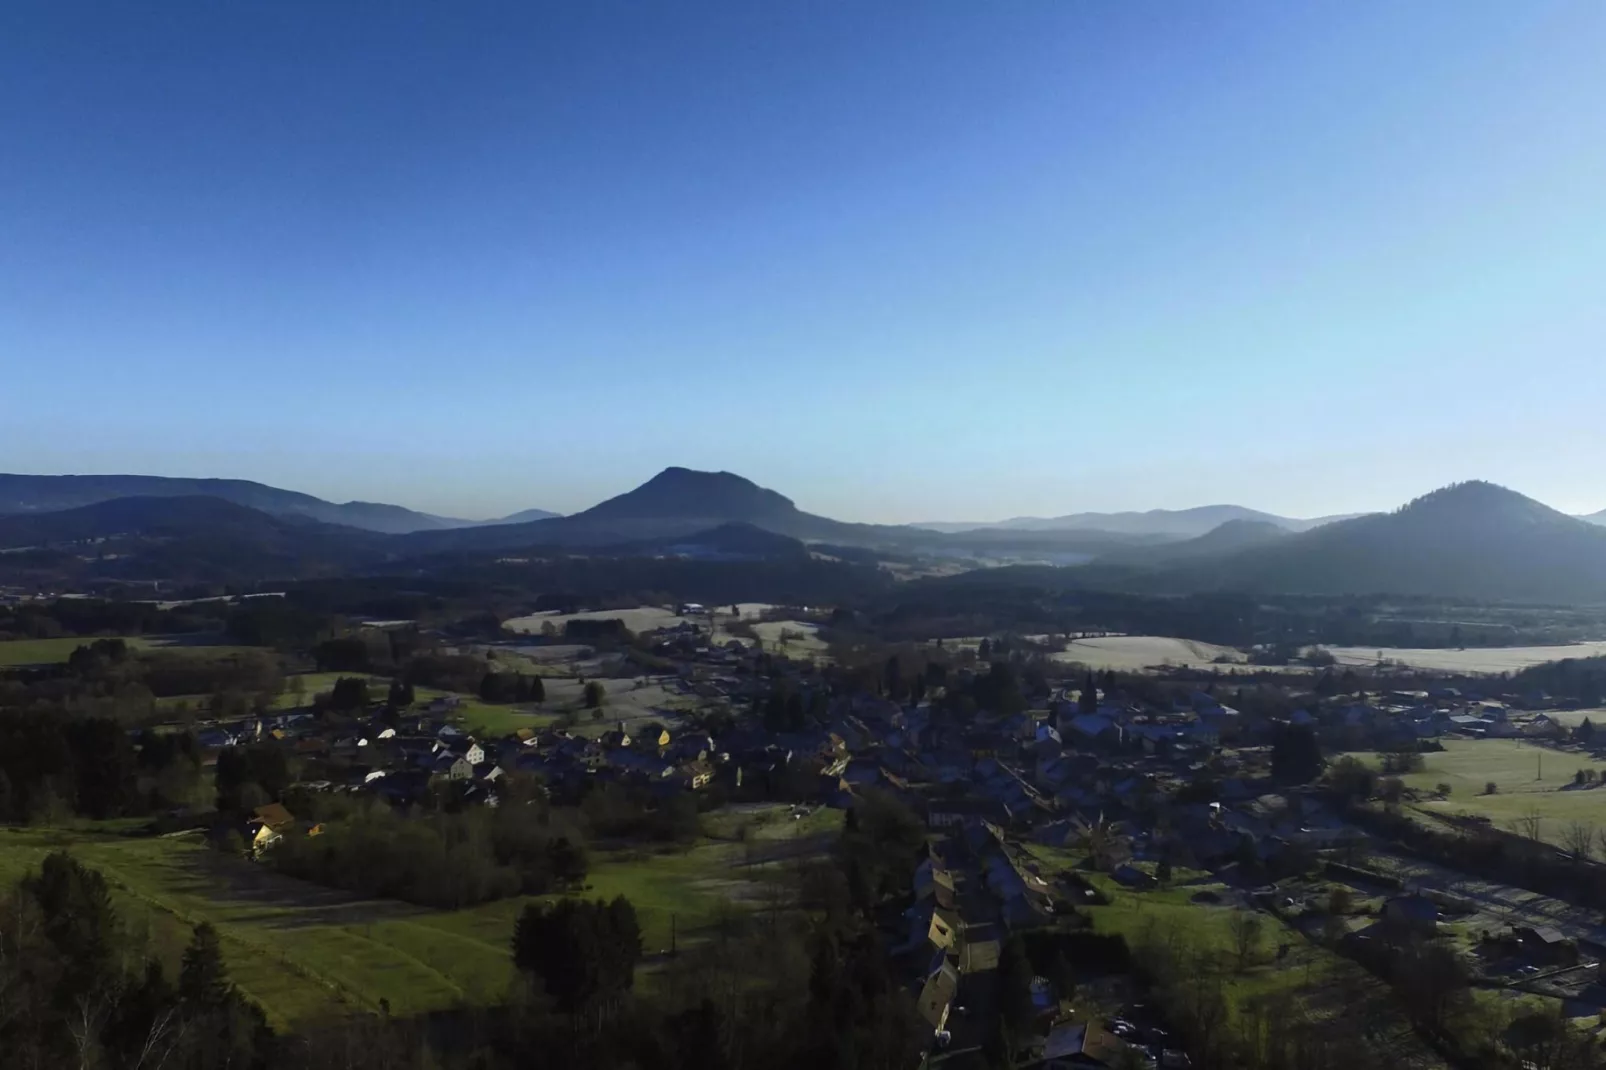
top-left (179, 922), bottom-right (232, 1008)
top-left (1079, 670), bottom-right (1099, 713)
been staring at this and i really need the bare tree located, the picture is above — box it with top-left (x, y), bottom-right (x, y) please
top-left (1229, 910), bottom-right (1265, 972)
top-left (1561, 821), bottom-right (1596, 862)
top-left (1509, 809), bottom-right (1543, 842)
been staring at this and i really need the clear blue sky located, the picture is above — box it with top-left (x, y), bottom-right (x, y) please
top-left (3, 2), bottom-right (1603, 522)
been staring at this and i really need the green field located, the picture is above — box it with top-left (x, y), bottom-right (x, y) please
top-left (1354, 738), bottom-right (1606, 846)
top-left (0, 810), bottom-right (805, 1029)
top-left (0, 636), bottom-right (148, 665)
top-left (0, 635), bottom-right (267, 667)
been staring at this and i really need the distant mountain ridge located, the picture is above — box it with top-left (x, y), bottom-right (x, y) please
top-left (0, 473), bottom-right (557, 534)
top-left (913, 504), bottom-right (1360, 538)
top-left (8, 468), bottom-right (1606, 604)
top-left (1129, 482), bottom-right (1606, 601)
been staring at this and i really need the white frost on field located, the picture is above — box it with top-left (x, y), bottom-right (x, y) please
top-left (1048, 635), bottom-right (1246, 671)
top-left (1322, 642), bottom-right (1606, 674)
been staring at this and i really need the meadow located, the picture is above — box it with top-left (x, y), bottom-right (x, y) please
top-left (0, 804), bottom-right (827, 1029)
top-left (0, 634), bottom-right (261, 666)
top-left (1048, 635), bottom-right (1247, 672)
top-left (1354, 738), bottom-right (1606, 846)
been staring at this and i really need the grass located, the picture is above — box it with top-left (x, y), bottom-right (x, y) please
top-left (0, 636), bottom-right (147, 665)
top-left (1353, 738), bottom-right (1606, 846)
top-left (0, 812), bottom-right (797, 1029)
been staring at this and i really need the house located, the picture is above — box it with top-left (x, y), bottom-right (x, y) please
top-left (915, 961), bottom-right (960, 1034)
top-left (1382, 894), bottom-right (1439, 938)
top-left (1514, 926), bottom-right (1579, 966)
top-left (247, 803), bottom-right (295, 856)
top-left (1031, 1021), bottom-right (1128, 1068)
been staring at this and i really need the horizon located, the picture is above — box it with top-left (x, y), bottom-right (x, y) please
top-left (4, 3), bottom-right (1604, 521)
top-left (4, 465), bottom-right (1604, 526)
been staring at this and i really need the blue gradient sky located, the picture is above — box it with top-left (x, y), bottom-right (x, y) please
top-left (3, 2), bottom-right (1603, 522)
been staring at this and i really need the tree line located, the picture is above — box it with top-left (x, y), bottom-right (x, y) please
top-left (269, 794), bottom-right (588, 910)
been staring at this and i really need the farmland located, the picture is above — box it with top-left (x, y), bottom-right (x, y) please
top-left (1353, 738), bottom-right (1606, 847)
top-left (0, 802), bottom-right (830, 1029)
top-left (0, 634), bottom-right (260, 666)
top-left (1049, 635), bottom-right (1248, 672)
top-left (1325, 642), bottom-right (1606, 674)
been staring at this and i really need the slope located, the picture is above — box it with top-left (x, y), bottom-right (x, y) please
top-left (0, 473), bottom-right (516, 534)
top-left (0, 496), bottom-right (380, 584)
top-left (1150, 482), bottom-right (1606, 602)
top-left (915, 505), bottom-right (1357, 537)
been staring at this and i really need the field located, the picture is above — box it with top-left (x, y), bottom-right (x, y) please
top-left (1049, 635), bottom-right (1247, 672)
top-left (1324, 642), bottom-right (1606, 674)
top-left (0, 634), bottom-right (263, 667)
top-left (0, 803), bottom-right (829, 1029)
top-left (1353, 738), bottom-right (1606, 846)
top-left (504, 606), bottom-right (691, 635)
top-left (749, 620), bottom-right (826, 658)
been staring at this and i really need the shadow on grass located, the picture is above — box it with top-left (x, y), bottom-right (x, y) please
top-left (167, 850), bottom-right (428, 930)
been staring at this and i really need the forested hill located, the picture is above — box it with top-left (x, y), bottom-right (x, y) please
top-left (1132, 482), bottom-right (1606, 602)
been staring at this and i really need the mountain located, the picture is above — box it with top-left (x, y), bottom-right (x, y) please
top-left (0, 496), bottom-right (380, 584)
top-left (914, 505), bottom-right (1358, 538)
top-left (601, 522), bottom-right (810, 560)
top-left (399, 467), bottom-right (910, 552)
top-left (0, 473), bottom-right (489, 534)
top-left (481, 508), bottom-right (561, 525)
top-left (1579, 510), bottom-right (1606, 527)
top-left (1100, 519), bottom-right (1291, 566)
top-left (1145, 482), bottom-right (1606, 602)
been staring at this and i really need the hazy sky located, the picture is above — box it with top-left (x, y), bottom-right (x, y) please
top-left (3, 3), bottom-right (1604, 523)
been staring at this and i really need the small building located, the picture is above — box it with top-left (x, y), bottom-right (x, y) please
top-left (1382, 894), bottom-right (1439, 938)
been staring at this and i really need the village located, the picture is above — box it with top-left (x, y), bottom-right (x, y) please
top-left (148, 603), bottom-right (1606, 1070)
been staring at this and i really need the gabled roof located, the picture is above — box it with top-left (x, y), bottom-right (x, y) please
top-left (251, 803), bottom-right (294, 829)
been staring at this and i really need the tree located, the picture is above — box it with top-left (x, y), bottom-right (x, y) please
top-left (1228, 911), bottom-right (1264, 972)
top-left (529, 675), bottom-right (545, 704)
top-left (1079, 670), bottom-right (1098, 714)
top-left (1575, 717), bottom-right (1596, 745)
top-left (977, 638), bottom-right (992, 660)
top-left (997, 934), bottom-right (1036, 1038)
top-left (512, 896), bottom-right (641, 1020)
top-left (328, 676), bottom-right (369, 712)
top-left (1328, 887), bottom-right (1354, 915)
top-left (179, 923), bottom-right (232, 1008)
top-left (583, 681), bottom-right (605, 709)
top-left (1327, 755), bottom-right (1376, 801)
top-left (882, 655), bottom-right (904, 701)
top-left (1485, 780), bottom-right (1499, 795)
top-left (1561, 821), bottom-right (1596, 861)
top-left (1510, 809), bottom-right (1543, 841)
top-left (1270, 724), bottom-right (1323, 784)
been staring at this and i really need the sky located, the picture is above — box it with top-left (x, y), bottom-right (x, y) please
top-left (3, 2), bottom-right (1604, 523)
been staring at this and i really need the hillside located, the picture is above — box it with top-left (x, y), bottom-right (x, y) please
top-left (601, 521), bottom-right (810, 560)
top-left (0, 496), bottom-right (379, 584)
top-left (1150, 482), bottom-right (1606, 602)
top-left (0, 473), bottom-right (540, 534)
top-left (1099, 518), bottom-right (1290, 566)
top-left (916, 504), bottom-right (1355, 537)
top-left (397, 467), bottom-right (915, 552)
